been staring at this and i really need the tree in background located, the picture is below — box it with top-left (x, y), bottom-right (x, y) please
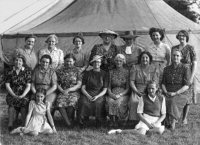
top-left (164, 0), bottom-right (200, 23)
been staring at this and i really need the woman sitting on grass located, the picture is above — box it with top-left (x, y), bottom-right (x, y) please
top-left (11, 88), bottom-right (57, 136)
top-left (108, 81), bottom-right (166, 135)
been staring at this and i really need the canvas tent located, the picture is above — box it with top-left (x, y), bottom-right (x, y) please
top-left (1, 0), bottom-right (200, 90)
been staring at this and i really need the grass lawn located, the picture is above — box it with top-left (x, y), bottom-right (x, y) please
top-left (1, 92), bottom-right (200, 145)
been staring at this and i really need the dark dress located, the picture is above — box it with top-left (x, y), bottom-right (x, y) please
top-left (162, 63), bottom-right (191, 120)
top-left (79, 69), bottom-right (109, 121)
top-left (56, 66), bottom-right (81, 108)
top-left (5, 66), bottom-right (32, 108)
top-left (89, 44), bottom-right (118, 71)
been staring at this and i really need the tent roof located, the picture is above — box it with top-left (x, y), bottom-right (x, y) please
top-left (0, 0), bottom-right (62, 34)
top-left (5, 0), bottom-right (200, 35)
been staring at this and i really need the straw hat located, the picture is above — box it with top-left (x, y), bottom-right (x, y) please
top-left (90, 55), bottom-right (103, 64)
top-left (121, 31), bottom-right (139, 39)
top-left (99, 29), bottom-right (118, 39)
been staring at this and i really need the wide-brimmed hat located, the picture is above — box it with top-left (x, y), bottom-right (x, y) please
top-left (90, 55), bottom-right (103, 64)
top-left (121, 31), bottom-right (139, 39)
top-left (99, 29), bottom-right (118, 39)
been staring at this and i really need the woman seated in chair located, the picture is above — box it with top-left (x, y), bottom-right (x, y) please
top-left (162, 49), bottom-right (191, 130)
top-left (79, 55), bottom-right (108, 127)
top-left (31, 54), bottom-right (57, 109)
top-left (56, 53), bottom-right (82, 127)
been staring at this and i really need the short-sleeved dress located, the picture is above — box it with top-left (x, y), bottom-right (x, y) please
top-left (89, 44), bottom-right (118, 71)
top-left (11, 100), bottom-right (53, 134)
top-left (79, 69), bottom-right (109, 120)
top-left (172, 44), bottom-right (197, 103)
top-left (106, 67), bottom-right (129, 120)
top-left (32, 66), bottom-right (57, 103)
top-left (162, 63), bottom-right (191, 120)
top-left (56, 66), bottom-right (81, 108)
top-left (5, 66), bottom-right (32, 108)
top-left (117, 45), bottom-right (143, 69)
top-left (145, 42), bottom-right (171, 82)
top-left (129, 64), bottom-right (160, 120)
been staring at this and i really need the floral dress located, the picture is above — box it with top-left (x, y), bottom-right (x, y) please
top-left (89, 44), bottom-right (118, 71)
top-left (106, 67), bottom-right (129, 120)
top-left (5, 66), bottom-right (32, 108)
top-left (56, 66), bottom-right (81, 108)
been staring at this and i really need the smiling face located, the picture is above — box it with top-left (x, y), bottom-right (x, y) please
top-left (147, 83), bottom-right (157, 97)
top-left (92, 59), bottom-right (101, 70)
top-left (151, 32), bottom-right (161, 43)
top-left (65, 57), bottom-right (75, 68)
top-left (115, 58), bottom-right (124, 68)
top-left (47, 37), bottom-right (56, 49)
top-left (14, 57), bottom-right (23, 69)
top-left (141, 53), bottom-right (150, 66)
top-left (35, 92), bottom-right (45, 103)
top-left (41, 58), bottom-right (50, 70)
top-left (172, 50), bottom-right (182, 64)
top-left (177, 32), bottom-right (187, 43)
top-left (25, 38), bottom-right (35, 49)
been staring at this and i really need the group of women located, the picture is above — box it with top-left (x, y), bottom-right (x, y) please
top-left (5, 28), bottom-right (197, 136)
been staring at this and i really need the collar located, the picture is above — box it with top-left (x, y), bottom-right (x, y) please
top-left (13, 66), bottom-right (25, 71)
top-left (73, 47), bottom-right (82, 54)
top-left (47, 46), bottom-right (57, 52)
top-left (148, 95), bottom-right (157, 102)
top-left (39, 66), bottom-right (50, 73)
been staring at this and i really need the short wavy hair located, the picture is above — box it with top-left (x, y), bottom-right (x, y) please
top-left (137, 51), bottom-right (153, 64)
top-left (176, 30), bottom-right (189, 42)
top-left (40, 54), bottom-right (52, 64)
top-left (149, 27), bottom-right (165, 41)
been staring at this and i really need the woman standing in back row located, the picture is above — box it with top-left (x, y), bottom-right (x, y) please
top-left (171, 30), bottom-right (197, 125)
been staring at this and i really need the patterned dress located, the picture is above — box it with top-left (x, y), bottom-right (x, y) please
top-left (106, 67), bottom-right (129, 120)
top-left (5, 66), bottom-right (32, 108)
top-left (89, 44), bottom-right (118, 71)
top-left (171, 44), bottom-right (197, 103)
top-left (56, 66), bottom-right (81, 108)
top-left (162, 63), bottom-right (191, 120)
top-left (129, 64), bottom-right (160, 120)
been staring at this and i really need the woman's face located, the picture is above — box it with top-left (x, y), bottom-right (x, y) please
top-left (101, 34), bottom-right (114, 44)
top-left (47, 37), bottom-right (56, 49)
top-left (151, 32), bottom-right (161, 42)
top-left (74, 37), bottom-right (83, 48)
top-left (36, 92), bottom-right (45, 103)
top-left (177, 32), bottom-right (187, 43)
top-left (14, 57), bottom-right (23, 68)
top-left (25, 38), bottom-right (35, 49)
top-left (172, 51), bottom-right (182, 64)
top-left (115, 58), bottom-right (124, 68)
top-left (93, 59), bottom-right (101, 69)
top-left (141, 54), bottom-right (150, 65)
top-left (41, 58), bottom-right (50, 70)
top-left (65, 58), bottom-right (75, 68)
top-left (124, 38), bottom-right (134, 46)
top-left (147, 83), bottom-right (157, 97)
